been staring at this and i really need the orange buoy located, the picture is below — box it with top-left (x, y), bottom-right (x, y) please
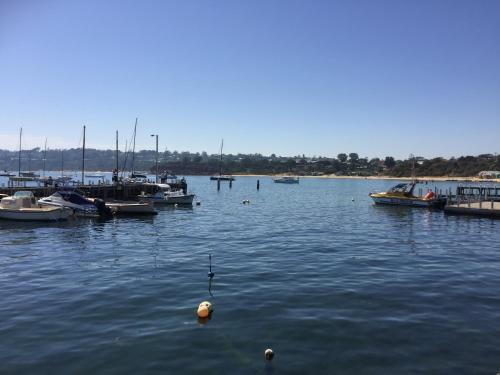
top-left (197, 301), bottom-right (212, 318)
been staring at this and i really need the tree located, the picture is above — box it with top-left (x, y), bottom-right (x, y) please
top-left (368, 158), bottom-right (382, 173)
top-left (384, 156), bottom-right (396, 169)
top-left (348, 153), bottom-right (359, 164)
top-left (337, 153), bottom-right (348, 163)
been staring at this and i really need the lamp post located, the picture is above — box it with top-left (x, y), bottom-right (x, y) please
top-left (151, 134), bottom-right (158, 183)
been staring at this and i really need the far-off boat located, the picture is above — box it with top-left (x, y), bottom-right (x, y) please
top-left (210, 175), bottom-right (235, 181)
top-left (0, 191), bottom-right (71, 221)
top-left (210, 139), bottom-right (235, 182)
top-left (369, 182), bottom-right (446, 208)
top-left (273, 176), bottom-right (299, 184)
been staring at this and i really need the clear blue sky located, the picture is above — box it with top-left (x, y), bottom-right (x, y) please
top-left (1, 0), bottom-right (499, 159)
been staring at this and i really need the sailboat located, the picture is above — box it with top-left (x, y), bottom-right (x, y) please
top-left (16, 128), bottom-right (39, 178)
top-left (124, 118), bottom-right (148, 182)
top-left (55, 150), bottom-right (73, 185)
top-left (210, 139), bottom-right (235, 181)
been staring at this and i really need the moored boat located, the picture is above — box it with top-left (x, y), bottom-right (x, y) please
top-left (210, 175), bottom-right (235, 181)
top-left (38, 189), bottom-right (110, 217)
top-left (138, 184), bottom-right (195, 205)
top-left (273, 176), bottom-right (299, 184)
top-left (0, 170), bottom-right (15, 177)
top-left (85, 173), bottom-right (105, 178)
top-left (20, 171), bottom-right (40, 178)
top-left (105, 201), bottom-right (157, 215)
top-left (369, 182), bottom-right (446, 208)
top-left (210, 139), bottom-right (235, 182)
top-left (0, 191), bottom-right (71, 221)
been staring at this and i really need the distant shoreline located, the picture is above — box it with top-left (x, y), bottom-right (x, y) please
top-left (231, 174), bottom-right (500, 183)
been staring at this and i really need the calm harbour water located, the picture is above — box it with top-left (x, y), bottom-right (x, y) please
top-left (1, 176), bottom-right (500, 374)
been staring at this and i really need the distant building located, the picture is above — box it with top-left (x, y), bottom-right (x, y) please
top-left (478, 171), bottom-right (500, 179)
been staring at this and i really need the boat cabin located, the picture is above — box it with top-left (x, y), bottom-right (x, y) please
top-left (0, 191), bottom-right (37, 209)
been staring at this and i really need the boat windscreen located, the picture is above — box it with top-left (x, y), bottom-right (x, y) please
top-left (389, 183), bottom-right (410, 193)
top-left (13, 191), bottom-right (34, 198)
top-left (58, 191), bottom-right (92, 205)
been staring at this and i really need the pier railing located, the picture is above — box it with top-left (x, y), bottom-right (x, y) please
top-left (443, 185), bottom-right (500, 208)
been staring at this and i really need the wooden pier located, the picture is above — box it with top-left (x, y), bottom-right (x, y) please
top-left (442, 185), bottom-right (500, 218)
top-left (0, 183), bottom-right (159, 200)
top-left (444, 201), bottom-right (500, 218)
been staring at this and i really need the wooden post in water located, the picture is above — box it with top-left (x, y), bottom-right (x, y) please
top-left (257, 179), bottom-right (260, 190)
top-left (217, 178), bottom-right (220, 191)
top-left (229, 179), bottom-right (232, 189)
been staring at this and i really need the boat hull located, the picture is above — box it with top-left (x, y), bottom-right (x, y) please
top-left (370, 194), bottom-right (446, 208)
top-left (38, 200), bottom-right (98, 217)
top-left (106, 202), bottom-right (157, 215)
top-left (165, 194), bottom-right (195, 205)
top-left (139, 194), bottom-right (195, 205)
top-left (210, 176), bottom-right (235, 181)
top-left (0, 207), bottom-right (71, 221)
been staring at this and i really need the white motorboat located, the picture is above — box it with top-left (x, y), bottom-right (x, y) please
top-left (138, 184), bottom-right (195, 205)
top-left (20, 171), bottom-right (40, 178)
top-left (85, 173), bottom-right (105, 178)
top-left (38, 190), bottom-right (104, 217)
top-left (0, 191), bottom-right (71, 221)
top-left (369, 182), bottom-right (446, 208)
top-left (105, 201), bottom-right (157, 215)
top-left (273, 176), bottom-right (299, 184)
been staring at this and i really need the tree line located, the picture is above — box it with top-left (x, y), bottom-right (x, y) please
top-left (0, 148), bottom-right (498, 177)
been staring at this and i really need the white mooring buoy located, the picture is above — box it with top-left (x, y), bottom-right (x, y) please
top-left (264, 348), bottom-right (275, 361)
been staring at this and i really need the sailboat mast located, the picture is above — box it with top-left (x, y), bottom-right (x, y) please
top-left (131, 118), bottom-right (137, 175)
top-left (43, 138), bottom-right (47, 178)
top-left (410, 153), bottom-right (415, 183)
top-left (219, 139), bottom-right (224, 177)
top-left (116, 130), bottom-right (119, 172)
top-left (82, 125), bottom-right (86, 185)
top-left (61, 150), bottom-right (64, 177)
top-left (18, 127), bottom-right (22, 176)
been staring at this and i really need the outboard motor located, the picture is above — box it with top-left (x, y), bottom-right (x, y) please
top-left (94, 198), bottom-right (112, 218)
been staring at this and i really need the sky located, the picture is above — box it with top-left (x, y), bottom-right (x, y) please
top-left (0, 0), bottom-right (499, 159)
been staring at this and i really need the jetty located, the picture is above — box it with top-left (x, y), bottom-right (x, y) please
top-left (443, 185), bottom-right (500, 218)
top-left (444, 201), bottom-right (500, 218)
